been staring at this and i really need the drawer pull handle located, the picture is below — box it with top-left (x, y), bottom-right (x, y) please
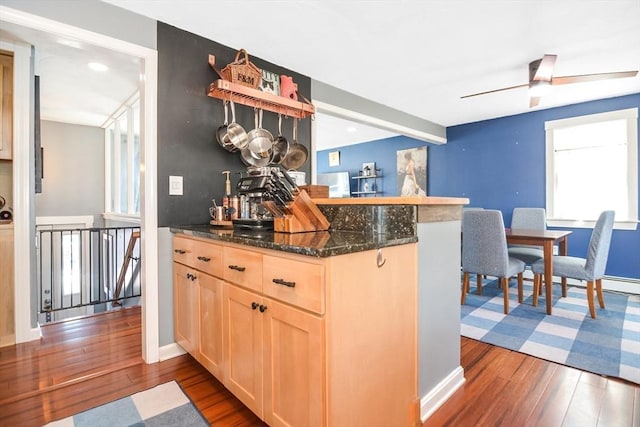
top-left (197, 256), bottom-right (211, 262)
top-left (272, 278), bottom-right (296, 288)
top-left (251, 302), bottom-right (259, 310)
top-left (228, 265), bottom-right (246, 272)
top-left (174, 249), bottom-right (186, 254)
top-left (186, 273), bottom-right (197, 281)
top-left (259, 304), bottom-right (268, 313)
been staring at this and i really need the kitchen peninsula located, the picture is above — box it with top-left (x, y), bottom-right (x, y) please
top-left (170, 195), bottom-right (467, 425)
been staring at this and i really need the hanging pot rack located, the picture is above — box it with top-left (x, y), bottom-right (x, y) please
top-left (207, 54), bottom-right (315, 119)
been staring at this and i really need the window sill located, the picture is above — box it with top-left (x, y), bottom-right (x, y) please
top-left (102, 212), bottom-right (141, 225)
top-left (547, 219), bottom-right (638, 231)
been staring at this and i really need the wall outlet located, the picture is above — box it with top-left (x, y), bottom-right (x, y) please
top-left (169, 175), bottom-right (183, 196)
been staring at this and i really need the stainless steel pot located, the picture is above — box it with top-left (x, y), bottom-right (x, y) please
top-left (216, 100), bottom-right (236, 152)
top-left (247, 109), bottom-right (273, 158)
top-left (226, 101), bottom-right (249, 150)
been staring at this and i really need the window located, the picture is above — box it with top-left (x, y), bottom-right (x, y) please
top-left (104, 93), bottom-right (140, 220)
top-left (545, 108), bottom-right (638, 230)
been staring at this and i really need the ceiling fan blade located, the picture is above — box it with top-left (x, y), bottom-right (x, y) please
top-left (530, 54), bottom-right (557, 82)
top-left (460, 83), bottom-right (529, 99)
top-left (551, 70), bottom-right (638, 85)
top-left (529, 96), bottom-right (541, 108)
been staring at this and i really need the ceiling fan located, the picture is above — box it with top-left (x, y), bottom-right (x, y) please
top-left (461, 54), bottom-right (638, 107)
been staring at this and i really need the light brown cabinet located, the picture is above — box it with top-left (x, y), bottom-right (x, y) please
top-left (0, 51), bottom-right (13, 160)
top-left (173, 262), bottom-right (198, 355)
top-left (173, 234), bottom-right (418, 426)
top-left (0, 226), bottom-right (14, 347)
top-left (222, 256), bottom-right (324, 426)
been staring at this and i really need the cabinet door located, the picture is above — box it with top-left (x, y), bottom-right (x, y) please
top-left (198, 273), bottom-right (223, 379)
top-left (0, 229), bottom-right (14, 347)
top-left (223, 283), bottom-right (263, 418)
top-left (0, 53), bottom-right (13, 160)
top-left (263, 298), bottom-right (324, 427)
top-left (173, 262), bottom-right (198, 354)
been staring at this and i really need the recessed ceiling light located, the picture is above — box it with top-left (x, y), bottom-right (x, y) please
top-left (347, 126), bottom-right (357, 133)
top-left (88, 62), bottom-right (108, 72)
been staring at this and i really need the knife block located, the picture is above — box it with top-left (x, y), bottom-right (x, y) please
top-left (271, 190), bottom-right (330, 233)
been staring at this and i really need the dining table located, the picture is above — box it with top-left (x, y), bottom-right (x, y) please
top-left (505, 228), bottom-right (572, 315)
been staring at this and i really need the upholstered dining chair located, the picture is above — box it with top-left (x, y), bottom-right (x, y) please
top-left (508, 207), bottom-right (546, 265)
top-left (461, 210), bottom-right (526, 314)
top-left (531, 210), bottom-right (615, 319)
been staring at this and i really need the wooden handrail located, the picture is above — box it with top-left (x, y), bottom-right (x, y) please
top-left (112, 231), bottom-right (140, 307)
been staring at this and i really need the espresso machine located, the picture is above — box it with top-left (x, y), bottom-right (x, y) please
top-left (234, 166), bottom-right (299, 231)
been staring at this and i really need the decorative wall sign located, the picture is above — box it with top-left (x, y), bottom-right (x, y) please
top-left (259, 70), bottom-right (280, 95)
top-left (328, 151), bottom-right (340, 167)
top-left (396, 146), bottom-right (427, 196)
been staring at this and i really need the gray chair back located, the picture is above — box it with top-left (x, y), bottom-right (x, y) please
top-left (511, 208), bottom-right (546, 230)
top-left (585, 210), bottom-right (615, 279)
top-left (462, 210), bottom-right (509, 277)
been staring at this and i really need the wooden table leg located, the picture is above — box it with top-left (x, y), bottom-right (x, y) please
top-left (559, 236), bottom-right (568, 297)
top-left (543, 241), bottom-right (554, 315)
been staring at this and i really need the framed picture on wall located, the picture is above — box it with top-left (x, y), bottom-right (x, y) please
top-left (397, 146), bottom-right (427, 196)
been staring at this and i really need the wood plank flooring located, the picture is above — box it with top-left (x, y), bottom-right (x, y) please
top-left (1, 306), bottom-right (637, 426)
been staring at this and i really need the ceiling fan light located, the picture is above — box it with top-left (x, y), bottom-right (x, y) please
top-left (529, 80), bottom-right (551, 97)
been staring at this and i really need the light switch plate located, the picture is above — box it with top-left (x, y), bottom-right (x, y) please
top-left (169, 175), bottom-right (183, 196)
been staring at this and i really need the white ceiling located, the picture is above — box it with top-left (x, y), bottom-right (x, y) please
top-left (2, 0), bottom-right (639, 150)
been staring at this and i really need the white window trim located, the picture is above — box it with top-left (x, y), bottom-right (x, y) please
top-left (545, 107), bottom-right (638, 231)
top-left (104, 92), bottom-right (141, 218)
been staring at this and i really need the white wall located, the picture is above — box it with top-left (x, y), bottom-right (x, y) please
top-left (35, 120), bottom-right (104, 225)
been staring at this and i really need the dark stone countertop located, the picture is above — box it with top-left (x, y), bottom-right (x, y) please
top-left (170, 224), bottom-right (417, 258)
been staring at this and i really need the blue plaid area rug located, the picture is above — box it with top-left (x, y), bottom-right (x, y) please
top-left (461, 279), bottom-right (640, 384)
top-left (45, 381), bottom-right (208, 427)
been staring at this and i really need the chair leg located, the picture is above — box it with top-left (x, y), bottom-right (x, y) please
top-left (587, 280), bottom-right (596, 319)
top-left (461, 272), bottom-right (470, 305)
top-left (561, 277), bottom-right (567, 297)
top-left (596, 278), bottom-right (605, 308)
top-left (502, 277), bottom-right (509, 314)
top-left (532, 274), bottom-right (539, 307)
top-left (517, 272), bottom-right (523, 303)
top-left (476, 274), bottom-right (483, 295)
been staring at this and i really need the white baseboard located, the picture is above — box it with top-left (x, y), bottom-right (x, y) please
top-left (420, 366), bottom-right (466, 422)
top-left (31, 326), bottom-right (42, 341)
top-left (158, 342), bottom-right (186, 361)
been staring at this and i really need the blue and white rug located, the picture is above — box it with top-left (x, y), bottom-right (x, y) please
top-left (461, 279), bottom-right (640, 384)
top-left (46, 381), bottom-right (208, 427)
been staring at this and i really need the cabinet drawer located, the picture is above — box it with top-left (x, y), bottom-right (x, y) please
top-left (263, 255), bottom-right (325, 314)
top-left (173, 236), bottom-right (223, 277)
top-left (190, 239), bottom-right (223, 277)
top-left (223, 246), bottom-right (263, 292)
top-left (173, 236), bottom-right (194, 265)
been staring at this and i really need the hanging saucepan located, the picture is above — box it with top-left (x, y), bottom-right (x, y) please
top-left (216, 100), bottom-right (235, 152)
top-left (240, 145), bottom-right (271, 168)
top-left (226, 100), bottom-right (249, 150)
top-left (247, 109), bottom-right (273, 159)
top-left (271, 114), bottom-right (289, 164)
top-left (281, 118), bottom-right (308, 170)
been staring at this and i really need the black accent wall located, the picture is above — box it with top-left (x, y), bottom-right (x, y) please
top-left (157, 23), bottom-right (312, 227)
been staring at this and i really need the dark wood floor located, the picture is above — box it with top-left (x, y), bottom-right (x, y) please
top-left (1, 306), bottom-right (638, 426)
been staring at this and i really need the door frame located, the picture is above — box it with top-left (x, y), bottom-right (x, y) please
top-left (0, 6), bottom-right (160, 363)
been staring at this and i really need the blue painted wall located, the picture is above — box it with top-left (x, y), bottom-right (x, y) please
top-left (316, 135), bottom-right (430, 196)
top-left (317, 93), bottom-right (640, 279)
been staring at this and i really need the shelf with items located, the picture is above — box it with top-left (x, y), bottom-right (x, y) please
top-left (207, 55), bottom-right (315, 119)
top-left (351, 171), bottom-right (382, 197)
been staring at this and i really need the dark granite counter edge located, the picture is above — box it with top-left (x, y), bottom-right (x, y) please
top-left (170, 226), bottom-right (417, 258)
